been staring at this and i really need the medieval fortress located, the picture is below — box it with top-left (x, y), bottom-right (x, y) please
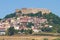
top-left (15, 8), bottom-right (51, 14)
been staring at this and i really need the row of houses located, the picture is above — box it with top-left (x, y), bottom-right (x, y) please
top-left (0, 16), bottom-right (50, 35)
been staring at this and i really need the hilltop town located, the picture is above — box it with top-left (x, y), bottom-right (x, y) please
top-left (0, 8), bottom-right (60, 35)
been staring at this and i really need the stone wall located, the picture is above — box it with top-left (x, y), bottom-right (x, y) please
top-left (15, 8), bottom-right (51, 14)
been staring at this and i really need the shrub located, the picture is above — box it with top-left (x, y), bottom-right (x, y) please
top-left (7, 27), bottom-right (15, 36)
top-left (44, 38), bottom-right (48, 40)
top-left (32, 39), bottom-right (35, 40)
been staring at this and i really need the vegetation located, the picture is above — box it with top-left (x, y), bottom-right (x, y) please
top-left (57, 26), bottom-right (60, 33)
top-left (20, 29), bottom-right (33, 34)
top-left (0, 18), bottom-right (2, 20)
top-left (26, 22), bottom-right (34, 28)
top-left (20, 29), bottom-right (24, 33)
top-left (22, 11), bottom-right (42, 17)
top-left (41, 27), bottom-right (53, 32)
top-left (4, 13), bottom-right (16, 18)
top-left (32, 39), bottom-right (35, 40)
top-left (28, 29), bottom-right (33, 34)
top-left (35, 11), bottom-right (42, 17)
top-left (43, 12), bottom-right (60, 25)
top-left (42, 12), bottom-right (60, 33)
top-left (7, 27), bottom-right (15, 36)
top-left (44, 38), bottom-right (48, 40)
top-left (3, 11), bottom-right (60, 33)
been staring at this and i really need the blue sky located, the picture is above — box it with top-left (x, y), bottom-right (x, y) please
top-left (0, 0), bottom-right (60, 18)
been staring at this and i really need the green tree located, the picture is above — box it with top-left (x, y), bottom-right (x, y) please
top-left (20, 29), bottom-right (24, 33)
top-left (35, 11), bottom-right (42, 17)
top-left (7, 27), bottom-right (15, 36)
top-left (28, 29), bottom-right (33, 34)
top-left (57, 27), bottom-right (60, 33)
top-left (43, 12), bottom-right (60, 25)
top-left (26, 22), bottom-right (34, 28)
top-left (27, 13), bottom-right (34, 17)
top-left (4, 13), bottom-right (16, 18)
top-left (24, 29), bottom-right (33, 34)
top-left (41, 27), bottom-right (53, 32)
top-left (0, 18), bottom-right (2, 21)
top-left (44, 38), bottom-right (48, 40)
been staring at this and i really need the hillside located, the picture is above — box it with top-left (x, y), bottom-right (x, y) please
top-left (4, 12), bottom-right (16, 18)
top-left (4, 11), bottom-right (60, 25)
top-left (2, 8), bottom-right (60, 34)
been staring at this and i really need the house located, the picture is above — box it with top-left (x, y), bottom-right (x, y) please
top-left (39, 18), bottom-right (47, 23)
top-left (19, 25), bottom-right (27, 30)
top-left (0, 21), bottom-right (10, 30)
top-left (32, 26), bottom-right (39, 33)
top-left (20, 17), bottom-right (28, 23)
top-left (33, 29), bottom-right (39, 33)
top-left (6, 18), bottom-right (11, 23)
top-left (0, 28), bottom-right (6, 35)
top-left (32, 17), bottom-right (47, 24)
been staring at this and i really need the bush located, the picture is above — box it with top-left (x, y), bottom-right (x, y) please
top-left (41, 27), bottom-right (53, 32)
top-left (44, 38), bottom-right (48, 40)
top-left (25, 29), bottom-right (33, 34)
top-left (7, 27), bottom-right (15, 36)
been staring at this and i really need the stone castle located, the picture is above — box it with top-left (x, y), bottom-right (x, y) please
top-left (15, 8), bottom-right (51, 14)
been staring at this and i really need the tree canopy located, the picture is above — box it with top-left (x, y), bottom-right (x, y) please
top-left (43, 12), bottom-right (60, 25)
top-left (7, 27), bottom-right (15, 36)
top-left (4, 13), bottom-right (16, 18)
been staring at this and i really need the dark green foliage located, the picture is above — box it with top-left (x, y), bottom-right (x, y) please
top-left (42, 12), bottom-right (60, 33)
top-left (22, 13), bottom-right (34, 17)
top-left (32, 39), bottom-right (35, 40)
top-left (25, 29), bottom-right (33, 34)
top-left (43, 12), bottom-right (60, 25)
top-left (35, 11), bottom-right (42, 17)
top-left (0, 18), bottom-right (2, 21)
top-left (28, 29), bottom-right (33, 34)
top-left (7, 27), bottom-right (15, 36)
top-left (44, 38), bottom-right (48, 40)
top-left (22, 11), bottom-right (42, 17)
top-left (26, 22), bottom-right (34, 28)
top-left (20, 29), bottom-right (24, 33)
top-left (4, 11), bottom-right (42, 18)
top-left (41, 27), bottom-right (53, 32)
top-left (27, 13), bottom-right (35, 17)
top-left (57, 27), bottom-right (60, 33)
top-left (14, 30), bottom-right (19, 34)
top-left (4, 13), bottom-right (16, 18)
